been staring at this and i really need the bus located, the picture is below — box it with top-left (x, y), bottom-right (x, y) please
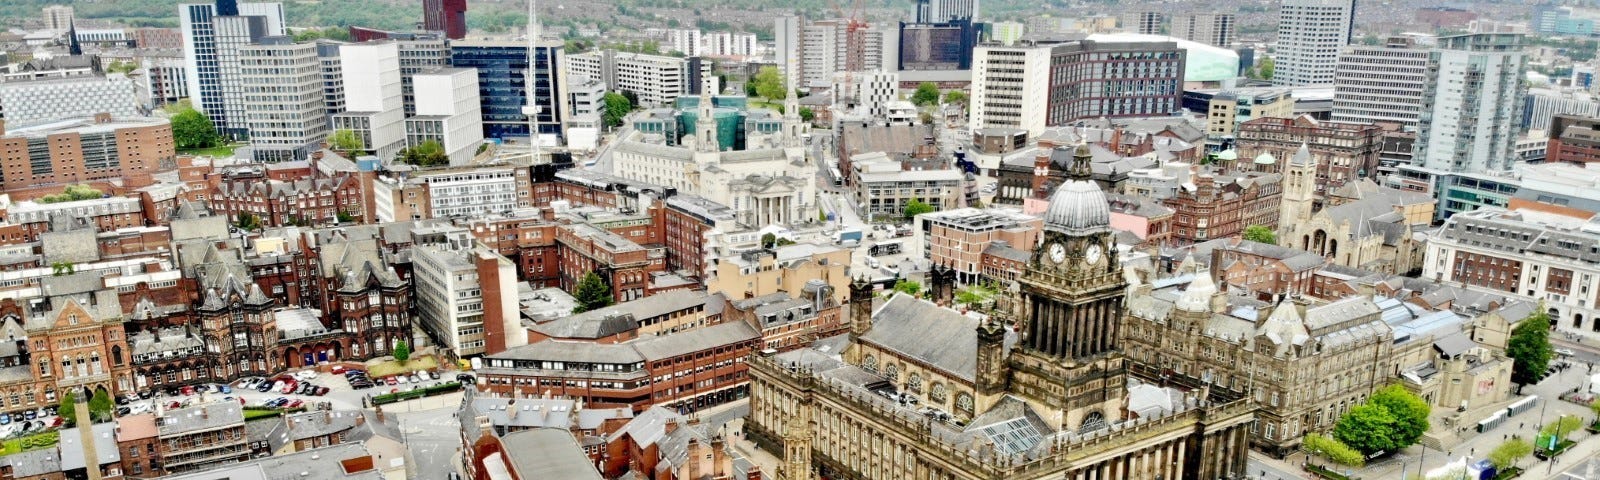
top-left (829, 166), bottom-right (844, 187)
top-left (870, 240), bottom-right (903, 256)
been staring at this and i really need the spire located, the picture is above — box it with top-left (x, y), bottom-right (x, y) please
top-left (1291, 142), bottom-right (1313, 166)
top-left (694, 74), bottom-right (720, 152)
top-left (66, 20), bottom-right (81, 56)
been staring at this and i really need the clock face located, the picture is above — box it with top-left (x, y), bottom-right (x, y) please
top-left (1085, 244), bottom-right (1103, 265)
top-left (1048, 243), bottom-right (1067, 264)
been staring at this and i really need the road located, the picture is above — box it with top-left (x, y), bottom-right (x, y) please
top-left (399, 404), bottom-right (465, 480)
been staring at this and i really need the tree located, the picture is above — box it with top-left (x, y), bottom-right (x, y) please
top-left (602, 92), bottom-right (633, 128)
top-left (106, 60), bottom-right (138, 74)
top-left (51, 262), bottom-right (75, 276)
top-left (904, 198), bottom-right (935, 219)
top-left (1243, 225), bottom-right (1277, 244)
top-left (955, 282), bottom-right (1000, 307)
top-left (1369, 384), bottom-right (1430, 447)
top-left (1508, 307), bottom-right (1554, 388)
top-left (1303, 433), bottom-right (1365, 468)
top-left (38, 184), bottom-right (104, 203)
top-left (236, 212), bottom-right (260, 231)
top-left (89, 389), bottom-right (113, 423)
top-left (799, 107), bottom-right (815, 122)
top-left (911, 82), bottom-right (941, 106)
top-left (761, 232), bottom-right (778, 248)
top-left (1333, 403), bottom-right (1400, 456)
top-left (1542, 415), bottom-right (1584, 440)
top-left (1254, 57), bottom-right (1276, 80)
top-left (171, 108), bottom-right (221, 150)
top-left (398, 140), bottom-right (449, 167)
top-left (58, 391), bottom-right (76, 427)
top-left (620, 90), bottom-right (640, 109)
top-left (891, 279), bottom-right (922, 297)
top-left (1488, 437), bottom-right (1533, 470)
top-left (328, 129), bottom-right (365, 156)
top-left (572, 272), bottom-right (614, 313)
top-left (943, 90), bottom-right (967, 106)
top-left (336, 211), bottom-right (355, 224)
top-left (393, 341), bottom-right (411, 363)
top-left (753, 66), bottom-right (786, 100)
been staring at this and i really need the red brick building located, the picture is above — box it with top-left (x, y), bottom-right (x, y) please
top-left (0, 115), bottom-right (173, 191)
top-left (1233, 115), bottom-right (1382, 195)
top-left (477, 321), bottom-right (760, 413)
top-left (556, 223), bottom-right (667, 303)
top-left (1548, 114), bottom-right (1600, 166)
top-left (1163, 171), bottom-right (1281, 246)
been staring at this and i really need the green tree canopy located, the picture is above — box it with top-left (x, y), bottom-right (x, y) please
top-left (1252, 57), bottom-right (1276, 80)
top-left (1488, 437), bottom-right (1533, 470)
top-left (1508, 307), bottom-right (1554, 387)
top-left (328, 129), bottom-right (365, 156)
top-left (1542, 415), bottom-right (1584, 440)
top-left (911, 82), bottom-right (941, 106)
top-left (58, 391), bottom-right (76, 428)
top-left (1243, 225), bottom-right (1277, 245)
top-left (1370, 384), bottom-right (1431, 447)
top-left (398, 140), bottom-right (449, 167)
top-left (573, 272), bottom-right (614, 313)
top-left (944, 90), bottom-right (968, 105)
top-left (38, 184), bottom-right (103, 203)
top-left (892, 279), bottom-right (921, 297)
top-left (1333, 403), bottom-right (1400, 456)
top-left (761, 232), bottom-right (778, 248)
top-left (799, 107), bottom-right (815, 122)
top-left (236, 212), bottom-right (261, 231)
top-left (171, 107), bottom-right (221, 150)
top-left (1304, 433), bottom-right (1365, 468)
top-left (89, 389), bottom-right (113, 423)
top-left (753, 66), bottom-right (787, 100)
top-left (393, 341), bottom-right (410, 363)
top-left (904, 198), bottom-right (935, 219)
top-left (602, 92), bottom-right (633, 128)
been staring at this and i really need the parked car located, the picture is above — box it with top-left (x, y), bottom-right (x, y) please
top-left (286, 399), bottom-right (304, 409)
top-left (427, 371), bottom-right (440, 380)
top-left (257, 381), bottom-right (274, 393)
top-left (23, 410), bottom-right (35, 421)
top-left (217, 385), bottom-right (232, 394)
top-left (1, 414), bottom-right (12, 425)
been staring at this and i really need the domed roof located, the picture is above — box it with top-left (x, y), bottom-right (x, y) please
top-left (1176, 267), bottom-right (1217, 313)
top-left (1254, 152), bottom-right (1277, 165)
top-left (1043, 179), bottom-right (1111, 235)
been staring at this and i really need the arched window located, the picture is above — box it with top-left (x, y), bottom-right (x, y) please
top-left (885, 363), bottom-right (899, 382)
top-left (111, 345), bottom-right (123, 366)
top-left (38, 357), bottom-right (49, 377)
top-left (929, 383), bottom-right (947, 403)
top-left (1081, 411), bottom-right (1107, 432)
top-left (955, 393), bottom-right (974, 415)
top-left (906, 373), bottom-right (923, 393)
top-left (862, 355), bottom-right (877, 373)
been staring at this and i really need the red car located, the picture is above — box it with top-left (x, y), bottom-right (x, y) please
top-left (165, 401), bottom-right (181, 410)
top-left (384, 377), bottom-right (398, 386)
top-left (180, 385), bottom-right (194, 396)
top-left (279, 380), bottom-right (297, 394)
top-left (286, 399), bottom-right (304, 409)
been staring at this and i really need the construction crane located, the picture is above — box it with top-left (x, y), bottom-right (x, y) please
top-left (829, 0), bottom-right (869, 106)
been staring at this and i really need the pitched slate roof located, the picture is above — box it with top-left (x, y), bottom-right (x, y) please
top-left (859, 294), bottom-right (985, 382)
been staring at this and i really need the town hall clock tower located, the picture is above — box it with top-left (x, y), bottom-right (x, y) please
top-left (1002, 143), bottom-right (1130, 433)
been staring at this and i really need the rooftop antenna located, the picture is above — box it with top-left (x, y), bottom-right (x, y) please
top-left (522, 0), bottom-right (542, 164)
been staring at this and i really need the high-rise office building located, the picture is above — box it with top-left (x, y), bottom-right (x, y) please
top-left (394, 32), bottom-right (452, 116)
top-left (315, 40), bottom-right (346, 118)
top-left (898, 20), bottom-right (980, 71)
top-left (449, 40), bottom-right (567, 140)
top-left (1120, 11), bottom-right (1164, 35)
top-left (665, 29), bottom-right (703, 57)
top-left (1331, 36), bottom-right (1431, 127)
top-left (1170, 13), bottom-right (1236, 47)
top-left (566, 50), bottom-right (688, 107)
top-left (332, 41), bottom-right (406, 159)
top-left (914, 0), bottom-right (978, 23)
top-left (799, 20), bottom-right (885, 89)
top-left (180, 0), bottom-right (286, 139)
top-left (407, 67), bottom-right (484, 166)
top-left (972, 40), bottom-right (1185, 135)
top-left (1274, 0), bottom-right (1356, 86)
top-left (238, 37), bottom-right (328, 162)
top-left (423, 0), bottom-right (467, 39)
top-left (42, 5), bottom-right (74, 31)
top-left (775, 17), bottom-right (802, 85)
top-left (1413, 32), bottom-right (1527, 174)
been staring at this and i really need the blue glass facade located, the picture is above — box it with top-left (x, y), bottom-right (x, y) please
top-left (449, 43), bottom-right (565, 140)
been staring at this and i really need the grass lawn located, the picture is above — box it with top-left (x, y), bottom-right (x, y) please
top-left (243, 408), bottom-right (283, 421)
top-left (0, 431), bottom-right (59, 456)
top-left (368, 355), bottom-right (439, 378)
top-left (179, 143), bottom-right (239, 158)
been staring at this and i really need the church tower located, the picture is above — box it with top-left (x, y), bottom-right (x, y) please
top-left (694, 75), bottom-right (720, 152)
top-left (1006, 141), bottom-right (1130, 432)
top-left (974, 320), bottom-right (1009, 396)
top-left (782, 72), bottom-right (805, 148)
top-left (844, 276), bottom-right (873, 364)
top-left (1279, 143), bottom-right (1316, 239)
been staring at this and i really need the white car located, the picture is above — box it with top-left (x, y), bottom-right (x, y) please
top-left (1556, 348), bottom-right (1576, 357)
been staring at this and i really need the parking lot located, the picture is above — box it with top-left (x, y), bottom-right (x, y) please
top-left (109, 365), bottom-right (467, 420)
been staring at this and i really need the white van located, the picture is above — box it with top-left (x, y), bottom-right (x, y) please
top-left (866, 258), bottom-right (881, 269)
